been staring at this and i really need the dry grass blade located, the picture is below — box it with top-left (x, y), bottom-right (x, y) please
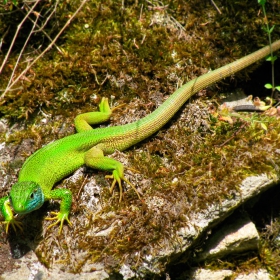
top-left (0, 0), bottom-right (89, 99)
top-left (0, 0), bottom-right (40, 75)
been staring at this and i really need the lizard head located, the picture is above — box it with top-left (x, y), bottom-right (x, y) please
top-left (9, 182), bottom-right (45, 214)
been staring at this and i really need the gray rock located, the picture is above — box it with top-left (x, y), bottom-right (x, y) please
top-left (194, 214), bottom-right (259, 261)
top-left (138, 174), bottom-right (275, 276)
top-left (1, 251), bottom-right (109, 280)
top-left (188, 268), bottom-right (233, 280)
top-left (234, 269), bottom-right (271, 280)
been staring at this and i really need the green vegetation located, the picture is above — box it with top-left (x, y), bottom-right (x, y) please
top-left (0, 0), bottom-right (280, 277)
top-left (2, 0), bottom-right (17, 5)
top-left (258, 0), bottom-right (280, 96)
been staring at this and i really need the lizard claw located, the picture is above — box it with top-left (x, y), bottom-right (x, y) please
top-left (45, 211), bottom-right (72, 235)
top-left (105, 170), bottom-right (140, 202)
top-left (2, 219), bottom-right (23, 233)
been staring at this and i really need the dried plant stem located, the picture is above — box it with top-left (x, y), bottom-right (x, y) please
top-left (5, 12), bottom-right (39, 91)
top-left (1, 0), bottom-right (89, 98)
top-left (210, 0), bottom-right (222, 14)
top-left (22, 0), bottom-right (62, 53)
top-left (0, 0), bottom-right (40, 75)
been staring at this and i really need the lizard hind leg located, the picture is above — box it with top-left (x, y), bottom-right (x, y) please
top-left (105, 171), bottom-right (140, 203)
top-left (84, 147), bottom-right (140, 202)
top-left (74, 97), bottom-right (112, 132)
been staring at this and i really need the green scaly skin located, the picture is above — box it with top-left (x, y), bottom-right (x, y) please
top-left (1, 40), bottom-right (280, 234)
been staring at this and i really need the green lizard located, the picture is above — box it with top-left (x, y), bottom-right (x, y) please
top-left (1, 40), bottom-right (280, 234)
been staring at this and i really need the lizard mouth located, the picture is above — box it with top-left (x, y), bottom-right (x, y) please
top-left (11, 202), bottom-right (32, 214)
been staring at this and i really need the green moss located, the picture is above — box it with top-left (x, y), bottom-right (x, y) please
top-left (0, 0), bottom-right (280, 276)
top-left (28, 102), bottom-right (280, 273)
top-left (1, 0), bottom-right (279, 121)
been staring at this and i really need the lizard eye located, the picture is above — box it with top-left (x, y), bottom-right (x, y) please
top-left (30, 189), bottom-right (38, 199)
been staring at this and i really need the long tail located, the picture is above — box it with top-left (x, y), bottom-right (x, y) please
top-left (135, 40), bottom-right (280, 139)
top-left (99, 40), bottom-right (280, 152)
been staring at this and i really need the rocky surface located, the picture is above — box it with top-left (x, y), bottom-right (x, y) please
top-left (1, 1), bottom-right (280, 279)
top-left (194, 214), bottom-right (260, 262)
top-left (1, 101), bottom-right (280, 279)
top-left (132, 174), bottom-right (276, 278)
top-left (187, 268), bottom-right (271, 280)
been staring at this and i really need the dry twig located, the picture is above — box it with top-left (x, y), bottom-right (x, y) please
top-left (0, 0), bottom-right (89, 98)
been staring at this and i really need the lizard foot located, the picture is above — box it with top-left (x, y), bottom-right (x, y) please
top-left (2, 219), bottom-right (23, 233)
top-left (105, 170), bottom-right (141, 202)
top-left (46, 211), bottom-right (72, 235)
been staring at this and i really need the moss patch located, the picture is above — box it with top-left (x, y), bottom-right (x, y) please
top-left (0, 0), bottom-right (280, 276)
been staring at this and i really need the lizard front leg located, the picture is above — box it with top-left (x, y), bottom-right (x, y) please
top-left (0, 196), bottom-right (23, 232)
top-left (84, 146), bottom-right (140, 202)
top-left (45, 188), bottom-right (72, 234)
